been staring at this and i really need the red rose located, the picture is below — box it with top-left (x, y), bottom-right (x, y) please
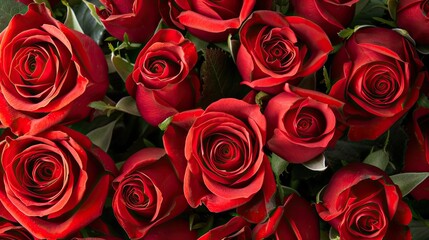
top-left (0, 126), bottom-right (117, 239)
top-left (198, 216), bottom-right (251, 240)
top-left (163, 99), bottom-right (276, 223)
top-left (403, 107), bottom-right (429, 200)
top-left (112, 148), bottom-right (188, 239)
top-left (0, 221), bottom-right (34, 239)
top-left (253, 193), bottom-right (320, 240)
top-left (264, 84), bottom-right (344, 163)
top-left (96, 0), bottom-right (160, 43)
top-left (159, 0), bottom-right (256, 42)
top-left (143, 219), bottom-right (197, 240)
top-left (397, 0), bottom-right (429, 48)
top-left (0, 4), bottom-right (108, 135)
top-left (316, 163), bottom-right (412, 240)
top-left (237, 10), bottom-right (332, 94)
top-left (329, 27), bottom-right (426, 141)
top-left (126, 29), bottom-right (200, 126)
top-left (290, 0), bottom-right (359, 44)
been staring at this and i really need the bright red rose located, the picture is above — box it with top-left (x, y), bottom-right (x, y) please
top-left (158, 0), bottom-right (256, 42)
top-left (403, 107), bottom-right (429, 200)
top-left (329, 27), bottom-right (426, 141)
top-left (198, 216), bottom-right (251, 240)
top-left (264, 84), bottom-right (344, 163)
top-left (237, 10), bottom-right (332, 94)
top-left (316, 163), bottom-right (412, 240)
top-left (0, 4), bottom-right (109, 136)
top-left (96, 0), bottom-right (160, 43)
top-left (253, 193), bottom-right (320, 240)
top-left (0, 126), bottom-right (117, 239)
top-left (397, 0), bottom-right (429, 48)
top-left (112, 148), bottom-right (188, 239)
top-left (163, 99), bottom-right (276, 223)
top-left (0, 221), bottom-right (34, 239)
top-left (290, 0), bottom-right (359, 44)
top-left (126, 29), bottom-right (200, 126)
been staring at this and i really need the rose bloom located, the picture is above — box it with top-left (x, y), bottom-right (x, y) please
top-left (290, 0), bottom-right (359, 44)
top-left (96, 0), bottom-right (160, 43)
top-left (237, 10), bottom-right (332, 94)
top-left (0, 126), bottom-right (117, 239)
top-left (112, 148), bottom-right (188, 239)
top-left (0, 221), bottom-right (34, 239)
top-left (158, 0), bottom-right (257, 42)
top-left (163, 99), bottom-right (276, 223)
top-left (397, 0), bottom-right (429, 48)
top-left (198, 216), bottom-right (251, 240)
top-left (403, 107), bottom-right (429, 200)
top-left (329, 27), bottom-right (426, 141)
top-left (143, 219), bottom-right (197, 240)
top-left (316, 163), bottom-right (412, 240)
top-left (253, 193), bottom-right (320, 240)
top-left (126, 29), bottom-right (200, 126)
top-left (0, 4), bottom-right (109, 136)
top-left (264, 84), bottom-right (344, 164)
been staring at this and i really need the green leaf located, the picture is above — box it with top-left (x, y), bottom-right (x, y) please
top-left (303, 154), bottom-right (328, 171)
top-left (323, 66), bottom-right (331, 93)
top-left (111, 54), bottom-right (134, 82)
top-left (158, 116), bottom-right (173, 131)
top-left (416, 45), bottom-right (429, 55)
top-left (393, 28), bottom-right (416, 45)
top-left (351, 0), bottom-right (387, 25)
top-left (387, 0), bottom-right (398, 21)
top-left (0, 0), bottom-right (27, 32)
top-left (390, 172), bottom-right (429, 197)
top-left (329, 227), bottom-right (340, 240)
top-left (73, 0), bottom-right (106, 44)
top-left (35, 0), bottom-right (52, 9)
top-left (86, 118), bottom-right (119, 151)
top-left (185, 33), bottom-right (208, 53)
top-left (115, 96), bottom-right (140, 116)
top-left (316, 185), bottom-right (327, 203)
top-left (270, 153), bottom-right (289, 177)
top-left (363, 149), bottom-right (389, 171)
top-left (338, 28), bottom-right (354, 39)
top-left (82, 0), bottom-right (103, 25)
top-left (410, 220), bottom-right (429, 240)
top-left (63, 2), bottom-right (84, 33)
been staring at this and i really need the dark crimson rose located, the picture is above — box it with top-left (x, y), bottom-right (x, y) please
top-left (96, 0), bottom-right (160, 43)
top-left (112, 148), bottom-right (188, 239)
top-left (158, 0), bottom-right (256, 42)
top-left (0, 126), bottom-right (117, 239)
top-left (0, 221), bottom-right (34, 239)
top-left (126, 29), bottom-right (200, 126)
top-left (163, 99), bottom-right (276, 223)
top-left (0, 4), bottom-right (109, 136)
top-left (198, 216), bottom-right (251, 240)
top-left (237, 10), bottom-right (332, 94)
top-left (329, 27), bottom-right (426, 141)
top-left (316, 163), bottom-right (412, 240)
top-left (253, 193), bottom-right (320, 240)
top-left (143, 219), bottom-right (197, 240)
top-left (264, 84), bottom-right (344, 163)
top-left (397, 0), bottom-right (429, 48)
top-left (403, 107), bottom-right (429, 200)
top-left (290, 0), bottom-right (359, 44)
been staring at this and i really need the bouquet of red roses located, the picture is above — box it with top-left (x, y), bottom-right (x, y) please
top-left (0, 0), bottom-right (428, 239)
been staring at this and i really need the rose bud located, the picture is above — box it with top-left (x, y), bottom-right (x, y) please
top-left (264, 84), bottom-right (344, 164)
top-left (163, 99), bottom-right (276, 223)
top-left (237, 10), bottom-right (332, 94)
top-left (0, 4), bottom-right (109, 135)
top-left (397, 0), bottom-right (429, 48)
top-left (316, 163), bottom-right (412, 240)
top-left (329, 27), bottom-right (426, 141)
top-left (403, 107), bottom-right (429, 200)
top-left (0, 126), bottom-right (117, 239)
top-left (96, 0), bottom-right (160, 43)
top-left (198, 216), bottom-right (251, 240)
top-left (253, 193), bottom-right (320, 240)
top-left (126, 29), bottom-right (200, 126)
top-left (112, 148), bottom-right (189, 239)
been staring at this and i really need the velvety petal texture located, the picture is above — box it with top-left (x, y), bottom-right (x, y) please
top-left (237, 10), bottom-right (332, 94)
top-left (0, 4), bottom-right (109, 135)
top-left (126, 29), bottom-right (200, 126)
top-left (112, 148), bottom-right (188, 239)
top-left (316, 163), bottom-right (412, 240)
top-left (0, 221), bottom-right (34, 239)
top-left (0, 126), bottom-right (117, 239)
top-left (329, 27), bottom-right (426, 141)
top-left (397, 0), bottom-right (429, 48)
top-left (198, 216), bottom-right (251, 240)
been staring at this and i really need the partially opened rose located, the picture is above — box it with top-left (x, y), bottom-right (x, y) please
top-left (316, 163), bottom-right (412, 240)
top-left (163, 99), bottom-right (276, 223)
top-left (97, 0), bottom-right (160, 43)
top-left (329, 27), bottom-right (426, 141)
top-left (264, 84), bottom-right (344, 163)
top-left (0, 4), bottom-right (109, 135)
top-left (397, 0), bottom-right (429, 48)
top-left (0, 126), bottom-right (117, 239)
top-left (237, 10), bottom-right (332, 94)
top-left (112, 148), bottom-right (188, 239)
top-left (126, 29), bottom-right (200, 126)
